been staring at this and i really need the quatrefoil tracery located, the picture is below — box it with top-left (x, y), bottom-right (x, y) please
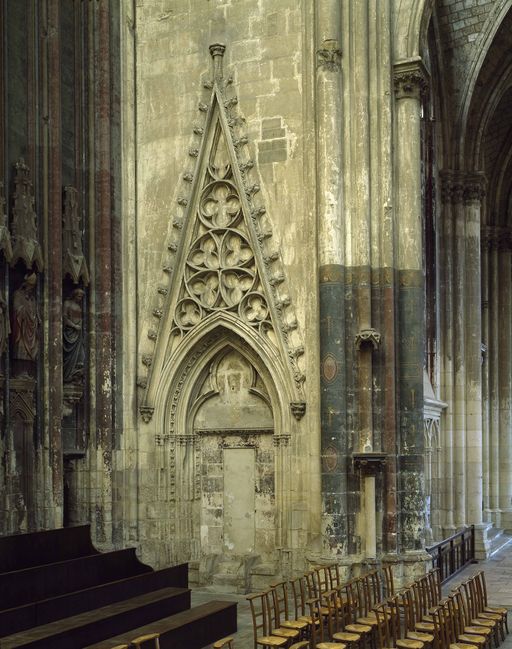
top-left (173, 160), bottom-right (274, 338)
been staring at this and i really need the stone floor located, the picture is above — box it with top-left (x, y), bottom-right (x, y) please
top-left (192, 542), bottom-right (512, 648)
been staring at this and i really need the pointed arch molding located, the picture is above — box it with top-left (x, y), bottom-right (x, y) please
top-left (138, 44), bottom-right (306, 424)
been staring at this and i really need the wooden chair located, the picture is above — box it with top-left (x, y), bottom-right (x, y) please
top-left (323, 589), bottom-right (363, 648)
top-left (410, 579), bottom-right (436, 630)
top-left (246, 591), bottom-right (290, 649)
top-left (461, 580), bottom-right (502, 646)
top-left (431, 604), bottom-right (475, 649)
top-left (397, 587), bottom-right (434, 646)
top-left (213, 638), bottom-right (235, 649)
top-left (382, 564), bottom-right (395, 598)
top-left (447, 592), bottom-right (489, 649)
top-left (289, 574), bottom-right (320, 633)
top-left (355, 573), bottom-right (379, 628)
top-left (374, 596), bottom-right (425, 649)
top-left (469, 575), bottom-right (506, 641)
top-left (270, 581), bottom-right (309, 637)
top-left (341, 578), bottom-right (373, 638)
top-left (306, 596), bottom-right (348, 649)
top-left (130, 632), bottom-right (161, 649)
top-left (475, 572), bottom-right (508, 634)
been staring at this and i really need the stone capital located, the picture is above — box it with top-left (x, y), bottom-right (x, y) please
top-left (393, 58), bottom-right (429, 100)
top-left (463, 173), bottom-right (487, 204)
top-left (317, 39), bottom-right (342, 72)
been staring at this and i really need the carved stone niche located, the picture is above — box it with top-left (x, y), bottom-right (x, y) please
top-left (352, 452), bottom-right (387, 476)
top-left (0, 181), bottom-right (13, 262)
top-left (10, 159), bottom-right (43, 271)
top-left (62, 186), bottom-right (89, 285)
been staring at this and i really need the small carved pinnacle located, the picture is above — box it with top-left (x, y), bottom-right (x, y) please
top-left (234, 136), bottom-right (248, 148)
top-left (245, 184), bottom-right (260, 197)
top-left (265, 251), bottom-right (279, 263)
top-left (251, 206), bottom-right (266, 218)
top-left (270, 273), bottom-right (285, 286)
top-left (239, 160), bottom-right (254, 172)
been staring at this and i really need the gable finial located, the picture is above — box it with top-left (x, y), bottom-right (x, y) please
top-left (209, 43), bottom-right (226, 82)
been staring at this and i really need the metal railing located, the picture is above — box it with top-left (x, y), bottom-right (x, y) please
top-left (426, 525), bottom-right (476, 583)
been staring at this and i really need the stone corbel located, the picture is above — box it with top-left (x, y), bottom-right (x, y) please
top-left (140, 404), bottom-right (154, 423)
top-left (290, 401), bottom-right (306, 420)
top-left (355, 328), bottom-right (381, 351)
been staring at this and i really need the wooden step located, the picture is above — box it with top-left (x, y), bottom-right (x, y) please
top-left (0, 548), bottom-right (152, 611)
top-left (0, 563), bottom-right (188, 636)
top-left (84, 600), bottom-right (237, 649)
top-left (0, 587), bottom-right (190, 649)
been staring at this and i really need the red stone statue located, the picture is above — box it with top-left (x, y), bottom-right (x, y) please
top-left (11, 273), bottom-right (39, 361)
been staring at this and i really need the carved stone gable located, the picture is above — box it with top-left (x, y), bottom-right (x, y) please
top-left (171, 121), bottom-right (275, 346)
top-left (10, 160), bottom-right (43, 271)
top-left (139, 44), bottom-right (305, 421)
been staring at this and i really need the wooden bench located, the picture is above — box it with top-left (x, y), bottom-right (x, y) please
top-left (0, 587), bottom-right (191, 648)
top-left (0, 564), bottom-right (188, 636)
top-left (0, 548), bottom-right (152, 610)
top-left (0, 525), bottom-right (98, 573)
top-left (83, 600), bottom-right (237, 649)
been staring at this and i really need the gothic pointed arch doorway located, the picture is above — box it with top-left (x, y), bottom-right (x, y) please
top-left (162, 327), bottom-right (290, 590)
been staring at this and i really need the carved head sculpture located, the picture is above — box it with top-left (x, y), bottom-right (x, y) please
top-left (23, 272), bottom-right (37, 291)
top-left (71, 287), bottom-right (85, 303)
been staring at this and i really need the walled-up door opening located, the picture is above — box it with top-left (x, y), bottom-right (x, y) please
top-left (191, 348), bottom-right (275, 570)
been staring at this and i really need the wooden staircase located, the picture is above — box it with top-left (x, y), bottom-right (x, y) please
top-left (0, 525), bottom-right (236, 648)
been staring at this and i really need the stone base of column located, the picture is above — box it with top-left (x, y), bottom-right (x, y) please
top-left (380, 551), bottom-right (432, 588)
top-left (499, 509), bottom-right (512, 532)
top-left (474, 522), bottom-right (493, 560)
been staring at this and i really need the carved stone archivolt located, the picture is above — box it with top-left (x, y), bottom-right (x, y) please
top-left (10, 160), bottom-right (43, 271)
top-left (139, 44), bottom-right (306, 421)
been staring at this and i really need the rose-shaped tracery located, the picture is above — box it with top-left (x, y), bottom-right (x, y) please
top-left (240, 292), bottom-right (269, 323)
top-left (175, 298), bottom-right (203, 329)
top-left (200, 181), bottom-right (241, 229)
top-left (224, 231), bottom-right (253, 268)
top-left (220, 269), bottom-right (255, 307)
top-left (190, 271), bottom-right (220, 308)
top-left (188, 233), bottom-right (219, 270)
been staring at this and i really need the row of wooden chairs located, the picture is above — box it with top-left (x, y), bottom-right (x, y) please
top-left (374, 570), bottom-right (508, 649)
top-left (246, 563), bottom-right (397, 649)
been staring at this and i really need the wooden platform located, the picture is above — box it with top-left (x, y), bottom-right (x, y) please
top-left (0, 526), bottom-right (237, 648)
